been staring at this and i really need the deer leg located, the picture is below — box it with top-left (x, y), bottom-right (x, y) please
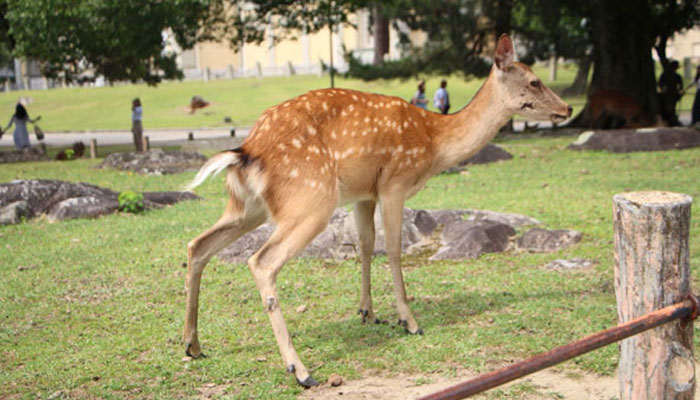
top-left (247, 210), bottom-right (333, 388)
top-left (380, 194), bottom-right (422, 335)
top-left (354, 200), bottom-right (379, 324)
top-left (183, 203), bottom-right (266, 358)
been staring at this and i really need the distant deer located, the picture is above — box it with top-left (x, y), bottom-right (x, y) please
top-left (183, 35), bottom-right (571, 387)
top-left (189, 95), bottom-right (210, 114)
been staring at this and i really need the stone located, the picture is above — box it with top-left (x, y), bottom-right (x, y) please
top-left (0, 146), bottom-right (49, 164)
top-left (568, 127), bottom-right (700, 153)
top-left (0, 179), bottom-right (200, 224)
top-left (47, 196), bottom-right (119, 221)
top-left (546, 258), bottom-right (594, 270)
top-left (97, 151), bottom-right (207, 174)
top-left (0, 200), bottom-right (33, 225)
top-left (443, 144), bottom-right (513, 173)
top-left (430, 220), bottom-right (516, 260)
top-left (328, 374), bottom-right (343, 387)
top-left (517, 228), bottom-right (582, 252)
top-left (464, 209), bottom-right (540, 227)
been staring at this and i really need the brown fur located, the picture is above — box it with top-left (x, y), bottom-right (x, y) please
top-left (182, 35), bottom-right (571, 386)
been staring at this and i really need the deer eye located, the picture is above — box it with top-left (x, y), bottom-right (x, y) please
top-left (530, 80), bottom-right (540, 88)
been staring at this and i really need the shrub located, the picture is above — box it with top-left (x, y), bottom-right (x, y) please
top-left (118, 190), bottom-right (144, 213)
top-left (64, 149), bottom-right (75, 160)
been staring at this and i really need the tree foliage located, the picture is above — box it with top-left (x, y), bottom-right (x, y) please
top-left (4, 0), bottom-right (213, 85)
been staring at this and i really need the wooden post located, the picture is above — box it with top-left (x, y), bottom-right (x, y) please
top-left (90, 139), bottom-right (97, 159)
top-left (142, 135), bottom-right (150, 152)
top-left (613, 191), bottom-right (695, 400)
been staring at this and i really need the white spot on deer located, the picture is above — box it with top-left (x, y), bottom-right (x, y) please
top-left (341, 110), bottom-right (347, 117)
top-left (304, 102), bottom-right (311, 111)
top-left (310, 180), bottom-right (317, 188)
top-left (413, 121), bottom-right (418, 128)
top-left (283, 102), bottom-right (290, 108)
top-left (379, 102), bottom-right (384, 107)
top-left (354, 120), bottom-right (360, 126)
top-left (290, 168), bottom-right (299, 178)
top-left (308, 125), bottom-right (317, 135)
top-left (342, 129), bottom-right (348, 136)
top-left (364, 117), bottom-right (370, 123)
top-left (373, 127), bottom-right (378, 133)
top-left (305, 156), bottom-right (311, 161)
top-left (352, 94), bottom-right (358, 101)
top-left (362, 131), bottom-right (368, 136)
top-left (349, 104), bottom-right (354, 112)
top-left (397, 145), bottom-right (404, 152)
top-left (277, 143), bottom-right (286, 151)
top-left (292, 139), bottom-right (302, 148)
top-left (322, 102), bottom-right (328, 111)
top-left (334, 151), bottom-right (340, 160)
top-left (331, 130), bottom-right (337, 140)
top-left (403, 121), bottom-right (409, 128)
top-left (368, 101), bottom-right (373, 107)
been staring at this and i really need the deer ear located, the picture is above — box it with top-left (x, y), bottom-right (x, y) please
top-left (494, 34), bottom-right (514, 71)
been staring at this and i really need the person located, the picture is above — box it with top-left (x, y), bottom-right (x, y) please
top-left (132, 98), bottom-right (144, 152)
top-left (410, 80), bottom-right (428, 109)
top-left (434, 79), bottom-right (450, 114)
top-left (692, 65), bottom-right (700, 126)
top-left (1, 102), bottom-right (40, 150)
top-left (658, 60), bottom-right (683, 126)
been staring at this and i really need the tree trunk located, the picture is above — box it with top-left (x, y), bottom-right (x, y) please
top-left (372, 3), bottom-right (389, 65)
top-left (562, 57), bottom-right (590, 97)
top-left (571, 1), bottom-right (659, 128)
top-left (613, 191), bottom-right (695, 400)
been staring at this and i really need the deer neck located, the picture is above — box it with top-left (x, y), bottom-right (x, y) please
top-left (430, 74), bottom-right (512, 173)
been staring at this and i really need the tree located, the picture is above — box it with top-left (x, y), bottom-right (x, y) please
top-left (4, 0), bottom-right (213, 85)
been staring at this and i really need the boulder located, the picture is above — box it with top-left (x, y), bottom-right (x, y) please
top-left (0, 200), bottom-right (33, 225)
top-left (430, 220), bottom-right (516, 260)
top-left (97, 150), bottom-right (207, 174)
top-left (517, 228), bottom-right (582, 252)
top-left (0, 179), bottom-right (200, 224)
top-left (444, 144), bottom-right (513, 173)
top-left (0, 146), bottom-right (49, 164)
top-left (568, 127), bottom-right (700, 153)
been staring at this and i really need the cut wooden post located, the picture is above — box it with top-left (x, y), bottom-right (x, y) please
top-left (90, 139), bottom-right (97, 159)
top-left (613, 191), bottom-right (695, 400)
top-left (142, 135), bottom-right (150, 152)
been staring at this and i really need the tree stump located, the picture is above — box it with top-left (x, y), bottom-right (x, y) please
top-left (613, 191), bottom-right (695, 399)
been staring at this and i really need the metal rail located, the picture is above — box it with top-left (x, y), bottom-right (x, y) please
top-left (418, 295), bottom-right (700, 400)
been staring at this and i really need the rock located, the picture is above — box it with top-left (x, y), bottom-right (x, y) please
top-left (47, 196), bottom-right (119, 221)
top-left (328, 374), bottom-right (343, 387)
top-left (568, 127), bottom-right (700, 153)
top-left (430, 220), bottom-right (516, 260)
top-left (464, 209), bottom-right (540, 227)
top-left (517, 228), bottom-right (582, 252)
top-left (443, 144), bottom-right (513, 173)
top-left (0, 146), bottom-right (49, 164)
top-left (97, 151), bottom-right (207, 174)
top-left (0, 179), bottom-right (200, 224)
top-left (546, 258), bottom-right (594, 270)
top-left (296, 305), bottom-right (307, 313)
top-left (0, 200), bottom-right (33, 225)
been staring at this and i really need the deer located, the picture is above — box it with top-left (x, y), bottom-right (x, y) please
top-left (182, 34), bottom-right (571, 388)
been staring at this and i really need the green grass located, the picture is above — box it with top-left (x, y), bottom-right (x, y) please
top-left (2, 135), bottom-right (700, 399)
top-left (0, 65), bottom-right (591, 132)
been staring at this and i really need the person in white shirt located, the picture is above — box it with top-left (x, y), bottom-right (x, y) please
top-left (692, 66), bottom-right (700, 126)
top-left (433, 80), bottom-right (450, 114)
top-left (132, 98), bottom-right (144, 152)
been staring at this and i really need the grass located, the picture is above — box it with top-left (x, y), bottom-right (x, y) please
top-left (2, 134), bottom-right (700, 399)
top-left (0, 64), bottom-right (592, 132)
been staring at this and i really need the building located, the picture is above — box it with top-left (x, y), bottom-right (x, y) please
top-left (169, 10), bottom-right (426, 80)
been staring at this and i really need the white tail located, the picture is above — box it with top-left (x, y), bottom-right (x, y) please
top-left (185, 152), bottom-right (240, 192)
top-left (181, 34), bottom-right (572, 387)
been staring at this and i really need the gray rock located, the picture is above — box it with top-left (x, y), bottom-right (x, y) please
top-left (0, 179), bottom-right (200, 224)
top-left (568, 128), bottom-right (700, 153)
top-left (47, 196), bottom-right (119, 221)
top-left (546, 258), bottom-right (594, 270)
top-left (0, 146), bottom-right (49, 164)
top-left (430, 220), bottom-right (516, 260)
top-left (464, 209), bottom-right (540, 227)
top-left (97, 151), bottom-right (207, 174)
top-left (0, 200), bottom-right (33, 225)
top-left (443, 144), bottom-right (513, 173)
top-left (517, 228), bottom-right (582, 252)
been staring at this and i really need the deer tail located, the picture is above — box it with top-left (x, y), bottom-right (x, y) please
top-left (185, 151), bottom-right (242, 192)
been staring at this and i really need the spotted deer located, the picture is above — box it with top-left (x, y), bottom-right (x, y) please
top-left (183, 34), bottom-right (571, 387)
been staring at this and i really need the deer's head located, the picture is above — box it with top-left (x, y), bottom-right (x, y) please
top-left (492, 35), bottom-right (572, 123)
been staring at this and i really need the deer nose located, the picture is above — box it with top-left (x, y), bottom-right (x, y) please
top-left (566, 105), bottom-right (573, 117)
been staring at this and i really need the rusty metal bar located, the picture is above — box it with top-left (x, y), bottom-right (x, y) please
top-left (418, 295), bottom-right (700, 400)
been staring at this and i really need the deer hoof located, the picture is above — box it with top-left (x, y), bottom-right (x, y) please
top-left (185, 343), bottom-right (206, 359)
top-left (296, 375), bottom-right (320, 388)
top-left (398, 320), bottom-right (423, 335)
top-left (358, 309), bottom-right (379, 324)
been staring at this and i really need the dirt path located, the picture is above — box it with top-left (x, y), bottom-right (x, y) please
top-left (301, 368), bottom-right (621, 400)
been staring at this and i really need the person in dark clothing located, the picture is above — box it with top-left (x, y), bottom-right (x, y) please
top-left (658, 60), bottom-right (683, 126)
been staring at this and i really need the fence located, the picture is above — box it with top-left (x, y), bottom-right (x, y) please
top-left (420, 191), bottom-right (696, 400)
